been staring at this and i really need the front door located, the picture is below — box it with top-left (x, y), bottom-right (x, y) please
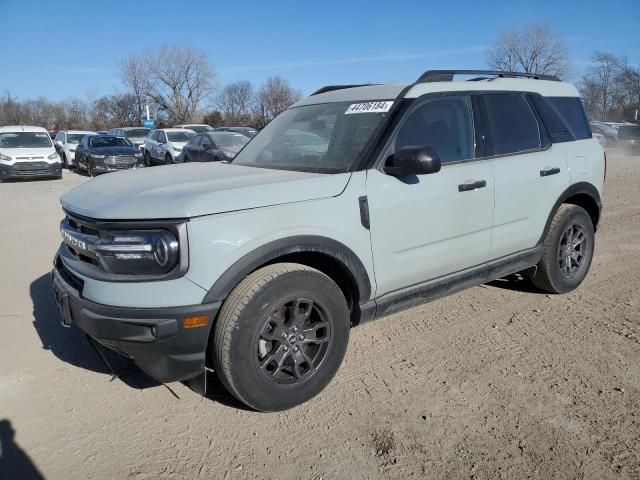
top-left (367, 94), bottom-right (495, 298)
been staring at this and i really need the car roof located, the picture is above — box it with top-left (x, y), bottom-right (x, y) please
top-left (64, 130), bottom-right (96, 134)
top-left (157, 128), bottom-right (195, 132)
top-left (175, 124), bottom-right (208, 127)
top-left (294, 76), bottom-right (579, 108)
top-left (0, 125), bottom-right (49, 133)
top-left (118, 126), bottom-right (150, 130)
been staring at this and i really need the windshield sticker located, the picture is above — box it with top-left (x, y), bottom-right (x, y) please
top-left (345, 101), bottom-right (394, 114)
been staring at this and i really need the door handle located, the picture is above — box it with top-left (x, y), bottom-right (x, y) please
top-left (458, 180), bottom-right (487, 192)
top-left (540, 167), bottom-right (561, 177)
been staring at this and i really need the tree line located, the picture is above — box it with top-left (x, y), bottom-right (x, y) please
top-left (1, 34), bottom-right (638, 130)
top-left (0, 45), bottom-right (301, 131)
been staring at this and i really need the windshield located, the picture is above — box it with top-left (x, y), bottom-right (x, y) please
top-left (0, 131), bottom-right (53, 148)
top-left (89, 136), bottom-right (133, 148)
top-left (211, 132), bottom-right (249, 148)
top-left (124, 128), bottom-right (150, 138)
top-left (67, 134), bottom-right (87, 144)
top-left (167, 131), bottom-right (194, 142)
top-left (232, 101), bottom-right (391, 173)
top-left (184, 125), bottom-right (213, 133)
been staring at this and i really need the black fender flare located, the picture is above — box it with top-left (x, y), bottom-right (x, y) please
top-left (201, 235), bottom-right (372, 304)
top-left (538, 182), bottom-right (602, 245)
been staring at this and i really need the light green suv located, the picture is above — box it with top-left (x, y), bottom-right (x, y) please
top-left (52, 70), bottom-right (605, 411)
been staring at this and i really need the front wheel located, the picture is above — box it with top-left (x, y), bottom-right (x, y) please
top-left (62, 153), bottom-right (69, 168)
top-left (165, 153), bottom-right (173, 164)
top-left (212, 263), bottom-right (350, 411)
top-left (144, 151), bottom-right (151, 167)
top-left (530, 204), bottom-right (595, 294)
top-left (87, 160), bottom-right (95, 177)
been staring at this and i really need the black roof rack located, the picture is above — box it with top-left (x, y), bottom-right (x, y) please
top-left (310, 84), bottom-right (379, 96)
top-left (416, 70), bottom-right (560, 83)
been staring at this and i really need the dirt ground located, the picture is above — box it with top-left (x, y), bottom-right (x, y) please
top-left (0, 152), bottom-right (638, 480)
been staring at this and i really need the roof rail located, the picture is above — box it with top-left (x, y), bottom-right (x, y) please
top-left (310, 84), bottom-right (379, 96)
top-left (416, 70), bottom-right (560, 83)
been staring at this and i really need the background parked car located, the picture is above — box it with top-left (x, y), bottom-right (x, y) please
top-left (54, 130), bottom-right (96, 168)
top-left (617, 124), bottom-right (640, 154)
top-left (182, 131), bottom-right (249, 162)
top-left (215, 126), bottom-right (258, 138)
top-left (174, 124), bottom-right (215, 134)
top-left (0, 125), bottom-right (62, 180)
top-left (590, 122), bottom-right (618, 147)
top-left (75, 134), bottom-right (143, 176)
top-left (143, 128), bottom-right (195, 166)
top-left (109, 127), bottom-right (150, 151)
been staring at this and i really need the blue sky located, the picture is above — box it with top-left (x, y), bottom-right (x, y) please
top-left (2, 0), bottom-right (639, 101)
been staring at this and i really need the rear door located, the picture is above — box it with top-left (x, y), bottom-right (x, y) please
top-left (185, 134), bottom-right (202, 161)
top-left (367, 94), bottom-right (495, 297)
top-left (480, 93), bottom-right (570, 259)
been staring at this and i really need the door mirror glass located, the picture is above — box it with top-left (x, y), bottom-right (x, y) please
top-left (202, 143), bottom-right (210, 149)
top-left (383, 146), bottom-right (441, 176)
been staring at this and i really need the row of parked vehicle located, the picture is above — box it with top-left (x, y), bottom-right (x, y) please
top-left (590, 120), bottom-right (640, 153)
top-left (50, 124), bottom-right (257, 176)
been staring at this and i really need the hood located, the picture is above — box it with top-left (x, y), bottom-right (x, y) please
top-left (91, 146), bottom-right (139, 155)
top-left (1, 147), bottom-right (55, 159)
top-left (61, 162), bottom-right (351, 220)
top-left (170, 141), bottom-right (189, 149)
top-left (128, 137), bottom-right (146, 145)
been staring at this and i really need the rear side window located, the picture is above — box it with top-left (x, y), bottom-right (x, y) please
top-left (548, 97), bottom-right (591, 140)
top-left (482, 94), bottom-right (541, 156)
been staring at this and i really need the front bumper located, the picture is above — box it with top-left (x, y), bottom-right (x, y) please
top-left (0, 162), bottom-right (61, 179)
top-left (51, 254), bottom-right (221, 383)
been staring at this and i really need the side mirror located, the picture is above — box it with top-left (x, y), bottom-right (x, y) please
top-left (202, 143), bottom-right (211, 149)
top-left (56, 140), bottom-right (63, 147)
top-left (383, 146), bottom-right (441, 176)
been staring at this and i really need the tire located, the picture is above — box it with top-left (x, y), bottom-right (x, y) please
top-left (165, 153), bottom-right (173, 164)
top-left (530, 204), bottom-right (595, 294)
top-left (144, 151), bottom-right (151, 167)
top-left (212, 263), bottom-right (350, 411)
top-left (62, 153), bottom-right (69, 169)
top-left (183, 153), bottom-right (190, 162)
top-left (87, 160), bottom-right (95, 177)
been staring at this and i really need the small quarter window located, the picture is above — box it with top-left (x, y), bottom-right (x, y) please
top-left (482, 93), bottom-right (541, 155)
top-left (547, 97), bottom-right (591, 140)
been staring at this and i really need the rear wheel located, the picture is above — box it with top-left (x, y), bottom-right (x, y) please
top-left (212, 263), bottom-right (350, 411)
top-left (530, 204), bottom-right (595, 293)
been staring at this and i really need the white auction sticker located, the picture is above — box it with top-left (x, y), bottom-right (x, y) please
top-left (344, 101), bottom-right (394, 114)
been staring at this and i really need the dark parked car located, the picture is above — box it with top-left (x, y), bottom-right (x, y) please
top-left (214, 126), bottom-right (258, 138)
top-left (75, 135), bottom-right (143, 176)
top-left (182, 131), bottom-right (249, 162)
top-left (617, 125), bottom-right (640, 154)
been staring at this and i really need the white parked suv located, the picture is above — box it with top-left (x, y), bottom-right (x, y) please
top-left (52, 70), bottom-right (604, 411)
top-left (0, 126), bottom-right (62, 180)
top-left (143, 128), bottom-right (196, 166)
top-left (54, 130), bottom-right (96, 168)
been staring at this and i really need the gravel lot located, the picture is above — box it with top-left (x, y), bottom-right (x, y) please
top-left (0, 152), bottom-right (638, 480)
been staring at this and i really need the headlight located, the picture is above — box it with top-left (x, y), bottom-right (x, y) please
top-left (91, 154), bottom-right (106, 159)
top-left (134, 152), bottom-right (143, 158)
top-left (94, 230), bottom-right (179, 275)
top-left (48, 152), bottom-right (59, 160)
top-left (171, 145), bottom-right (182, 152)
top-left (69, 148), bottom-right (76, 152)
top-left (0, 153), bottom-right (11, 161)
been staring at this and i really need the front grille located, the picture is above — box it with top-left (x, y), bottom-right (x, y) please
top-left (15, 156), bottom-right (44, 160)
top-left (105, 155), bottom-right (136, 166)
top-left (57, 257), bottom-right (85, 292)
top-left (13, 161), bottom-right (48, 171)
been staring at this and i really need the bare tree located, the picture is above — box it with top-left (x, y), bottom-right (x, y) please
top-left (487, 23), bottom-right (570, 78)
top-left (619, 61), bottom-right (640, 110)
top-left (130, 45), bottom-right (216, 124)
top-left (119, 55), bottom-right (149, 124)
top-left (254, 76), bottom-right (301, 128)
top-left (580, 52), bottom-right (623, 121)
top-left (216, 80), bottom-right (255, 125)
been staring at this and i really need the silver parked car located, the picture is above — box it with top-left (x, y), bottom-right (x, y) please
top-left (143, 128), bottom-right (195, 166)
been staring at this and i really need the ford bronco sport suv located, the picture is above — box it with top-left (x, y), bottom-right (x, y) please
top-left (52, 70), bottom-right (604, 411)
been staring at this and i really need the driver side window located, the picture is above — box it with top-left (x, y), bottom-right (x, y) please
top-left (394, 95), bottom-right (474, 164)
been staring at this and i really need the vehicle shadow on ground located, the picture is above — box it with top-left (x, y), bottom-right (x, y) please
top-left (29, 273), bottom-right (246, 409)
top-left (0, 419), bottom-right (45, 480)
top-left (486, 273), bottom-right (547, 294)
